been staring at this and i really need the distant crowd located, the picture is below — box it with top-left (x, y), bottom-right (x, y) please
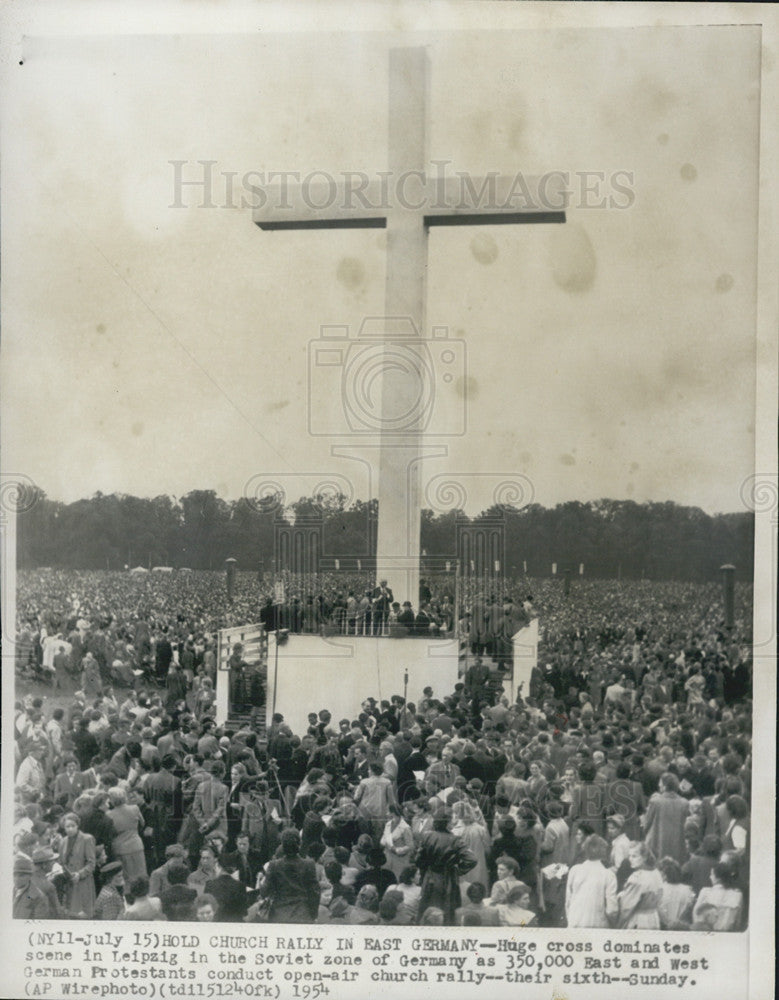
top-left (13, 569), bottom-right (752, 930)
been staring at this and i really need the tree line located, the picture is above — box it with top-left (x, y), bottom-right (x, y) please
top-left (15, 488), bottom-right (753, 582)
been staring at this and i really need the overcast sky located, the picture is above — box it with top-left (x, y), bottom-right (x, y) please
top-left (1, 21), bottom-right (762, 515)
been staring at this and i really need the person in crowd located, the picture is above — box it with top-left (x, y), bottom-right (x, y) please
top-left (617, 842), bottom-right (663, 929)
top-left (454, 880), bottom-right (500, 926)
top-left (94, 861), bottom-right (126, 920)
top-left (106, 786), bottom-right (147, 882)
top-left (259, 829), bottom-right (320, 923)
top-left (159, 861), bottom-right (198, 921)
top-left (204, 852), bottom-right (249, 922)
top-left (13, 856), bottom-right (50, 919)
top-left (195, 893), bottom-right (219, 922)
top-left (642, 772), bottom-right (690, 864)
top-left (489, 855), bottom-right (522, 904)
top-left (188, 843), bottom-right (218, 897)
top-left (692, 859), bottom-right (744, 932)
top-left (350, 884), bottom-right (381, 925)
top-left (495, 881), bottom-right (537, 927)
top-left (682, 833), bottom-right (722, 897)
top-left (565, 835), bottom-right (618, 928)
top-left (354, 763), bottom-right (396, 843)
top-left (31, 846), bottom-right (64, 917)
top-left (149, 843), bottom-right (189, 897)
top-left (143, 753), bottom-right (183, 868)
top-left (416, 808), bottom-right (477, 923)
top-left (393, 864), bottom-right (422, 923)
top-left (657, 857), bottom-right (695, 930)
top-left (58, 811), bottom-right (97, 918)
top-left (353, 847), bottom-right (397, 897)
top-left (123, 875), bottom-right (164, 920)
top-left (605, 813), bottom-right (631, 875)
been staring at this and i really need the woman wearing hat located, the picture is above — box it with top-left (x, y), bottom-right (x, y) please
top-left (59, 812), bottom-right (97, 918)
top-left (94, 861), bottom-right (125, 920)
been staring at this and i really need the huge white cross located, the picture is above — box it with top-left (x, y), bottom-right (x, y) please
top-left (254, 47), bottom-right (566, 606)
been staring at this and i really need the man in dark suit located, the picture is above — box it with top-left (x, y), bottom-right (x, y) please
top-left (414, 605), bottom-right (432, 637)
top-left (13, 856), bottom-right (50, 918)
top-left (205, 853), bottom-right (249, 921)
top-left (233, 834), bottom-right (262, 889)
top-left (159, 861), bottom-right (197, 921)
top-left (144, 754), bottom-right (184, 868)
top-left (155, 629), bottom-right (173, 682)
top-left (397, 602), bottom-right (415, 633)
top-left (349, 742), bottom-right (371, 784)
top-left (31, 847), bottom-right (63, 917)
top-left (371, 580), bottom-right (394, 635)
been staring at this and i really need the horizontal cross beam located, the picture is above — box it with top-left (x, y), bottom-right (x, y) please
top-left (253, 173), bottom-right (568, 230)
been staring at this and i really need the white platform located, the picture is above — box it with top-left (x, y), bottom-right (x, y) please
top-left (264, 633), bottom-right (460, 735)
top-left (511, 619), bottom-right (539, 704)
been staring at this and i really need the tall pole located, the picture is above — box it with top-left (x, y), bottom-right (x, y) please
top-left (271, 601), bottom-right (280, 719)
top-left (225, 557), bottom-right (237, 602)
top-left (454, 558), bottom-right (461, 649)
top-left (720, 564), bottom-right (736, 630)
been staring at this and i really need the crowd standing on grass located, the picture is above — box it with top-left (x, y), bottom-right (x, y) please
top-left (12, 569), bottom-right (752, 929)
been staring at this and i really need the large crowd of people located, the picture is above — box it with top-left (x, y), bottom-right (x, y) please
top-left (12, 568), bottom-right (752, 930)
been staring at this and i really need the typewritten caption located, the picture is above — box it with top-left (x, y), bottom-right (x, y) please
top-left (20, 929), bottom-right (721, 999)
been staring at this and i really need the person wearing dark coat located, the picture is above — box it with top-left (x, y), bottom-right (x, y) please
top-left (458, 743), bottom-right (487, 784)
top-left (155, 632), bottom-right (173, 681)
top-left (31, 846), bottom-right (64, 917)
top-left (398, 740), bottom-right (428, 803)
top-left (13, 856), bottom-right (51, 918)
top-left (415, 813), bottom-right (476, 924)
top-left (72, 721), bottom-right (100, 771)
top-left (260, 829), bottom-right (320, 923)
top-left (204, 854), bottom-right (249, 921)
top-left (166, 663), bottom-right (188, 712)
top-left (352, 847), bottom-right (398, 897)
top-left (568, 761), bottom-right (607, 838)
top-left (144, 754), bottom-right (184, 868)
top-left (159, 861), bottom-right (198, 921)
top-left (76, 793), bottom-right (114, 857)
top-left (488, 816), bottom-right (537, 888)
top-left (59, 811), bottom-right (97, 917)
top-left (397, 603), bottom-right (416, 633)
top-left (233, 834), bottom-right (263, 889)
